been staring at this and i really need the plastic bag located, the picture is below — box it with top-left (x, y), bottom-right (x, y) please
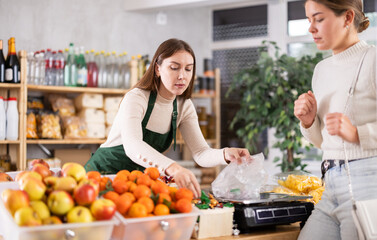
top-left (211, 153), bottom-right (268, 200)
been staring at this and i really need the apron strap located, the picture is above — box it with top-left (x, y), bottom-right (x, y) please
top-left (172, 98), bottom-right (178, 151)
top-left (142, 91), bottom-right (157, 128)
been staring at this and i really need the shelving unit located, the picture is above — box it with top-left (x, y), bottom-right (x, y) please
top-left (0, 51), bottom-right (221, 173)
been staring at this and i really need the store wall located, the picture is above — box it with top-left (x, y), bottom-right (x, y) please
top-left (0, 0), bottom-right (212, 75)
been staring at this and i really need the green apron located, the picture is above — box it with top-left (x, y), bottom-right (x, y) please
top-left (84, 91), bottom-right (177, 174)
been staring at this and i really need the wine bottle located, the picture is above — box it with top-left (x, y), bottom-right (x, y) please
top-left (0, 40), bottom-right (5, 83)
top-left (5, 37), bottom-right (20, 83)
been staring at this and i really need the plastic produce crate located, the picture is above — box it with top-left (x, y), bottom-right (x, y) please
top-left (0, 181), bottom-right (118, 240)
top-left (112, 207), bottom-right (200, 240)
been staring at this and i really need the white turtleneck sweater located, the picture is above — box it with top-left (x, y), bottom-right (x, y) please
top-left (301, 41), bottom-right (377, 160)
top-left (102, 88), bottom-right (227, 173)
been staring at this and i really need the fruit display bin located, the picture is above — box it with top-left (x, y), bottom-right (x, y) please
top-left (0, 182), bottom-right (118, 240)
top-left (112, 207), bottom-right (200, 240)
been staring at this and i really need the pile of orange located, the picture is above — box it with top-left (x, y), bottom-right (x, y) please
top-left (100, 167), bottom-right (194, 218)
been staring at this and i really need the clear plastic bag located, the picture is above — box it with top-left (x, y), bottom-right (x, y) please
top-left (211, 153), bottom-right (268, 200)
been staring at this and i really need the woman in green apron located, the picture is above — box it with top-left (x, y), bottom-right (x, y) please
top-left (85, 38), bottom-right (250, 198)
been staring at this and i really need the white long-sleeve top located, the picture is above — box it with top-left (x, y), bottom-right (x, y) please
top-left (102, 88), bottom-right (227, 173)
top-left (301, 41), bottom-right (377, 160)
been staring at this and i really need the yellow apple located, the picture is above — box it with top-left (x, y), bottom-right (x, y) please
top-left (30, 200), bottom-right (50, 220)
top-left (53, 176), bottom-right (77, 193)
top-left (16, 171), bottom-right (43, 185)
top-left (20, 177), bottom-right (46, 201)
top-left (47, 190), bottom-right (75, 216)
top-left (67, 206), bottom-right (93, 223)
top-left (42, 216), bottom-right (63, 225)
top-left (14, 206), bottom-right (42, 226)
top-left (62, 163), bottom-right (87, 182)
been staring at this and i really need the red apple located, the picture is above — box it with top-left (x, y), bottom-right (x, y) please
top-left (90, 199), bottom-right (116, 220)
top-left (62, 163), bottom-right (87, 182)
top-left (2, 189), bottom-right (30, 216)
top-left (78, 178), bottom-right (100, 196)
top-left (0, 172), bottom-right (13, 182)
top-left (47, 190), bottom-right (75, 216)
top-left (20, 177), bottom-right (46, 201)
top-left (31, 163), bottom-right (51, 179)
top-left (74, 183), bottom-right (97, 206)
top-left (29, 159), bottom-right (50, 170)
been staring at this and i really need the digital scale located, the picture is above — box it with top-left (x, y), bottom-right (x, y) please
top-left (219, 193), bottom-right (314, 233)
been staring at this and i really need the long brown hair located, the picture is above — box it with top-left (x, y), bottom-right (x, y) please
top-left (133, 38), bottom-right (196, 99)
top-left (306, 0), bottom-right (370, 33)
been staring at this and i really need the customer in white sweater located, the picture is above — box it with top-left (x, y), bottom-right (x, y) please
top-left (294, 1), bottom-right (377, 239)
top-left (85, 39), bottom-right (250, 198)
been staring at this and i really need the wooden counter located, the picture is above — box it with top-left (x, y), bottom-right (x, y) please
top-left (197, 224), bottom-right (300, 240)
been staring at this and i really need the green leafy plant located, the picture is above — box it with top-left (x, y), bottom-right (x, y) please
top-left (227, 41), bottom-right (323, 172)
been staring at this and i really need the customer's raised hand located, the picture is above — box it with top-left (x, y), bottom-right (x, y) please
top-left (326, 113), bottom-right (359, 143)
top-left (294, 90), bottom-right (317, 128)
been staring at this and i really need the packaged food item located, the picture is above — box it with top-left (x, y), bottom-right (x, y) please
top-left (48, 94), bottom-right (75, 117)
top-left (79, 108), bottom-right (105, 124)
top-left (103, 96), bottom-right (122, 112)
top-left (75, 93), bottom-right (103, 110)
top-left (26, 109), bottom-right (38, 139)
top-left (37, 111), bottom-right (63, 139)
top-left (62, 116), bottom-right (87, 139)
top-left (27, 96), bottom-right (44, 109)
top-left (86, 123), bottom-right (105, 138)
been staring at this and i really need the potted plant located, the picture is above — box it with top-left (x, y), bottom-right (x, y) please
top-left (227, 41), bottom-right (323, 172)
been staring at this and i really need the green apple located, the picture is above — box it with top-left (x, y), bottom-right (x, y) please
top-left (14, 206), bottom-right (42, 226)
top-left (47, 190), bottom-right (75, 216)
top-left (30, 200), bottom-right (50, 220)
top-left (90, 199), bottom-right (116, 220)
top-left (54, 176), bottom-right (77, 193)
top-left (2, 189), bottom-right (30, 216)
top-left (20, 177), bottom-right (46, 201)
top-left (67, 206), bottom-right (93, 223)
top-left (42, 216), bottom-right (63, 225)
top-left (62, 163), bottom-right (87, 182)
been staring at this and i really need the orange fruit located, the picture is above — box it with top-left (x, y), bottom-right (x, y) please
top-left (175, 188), bottom-right (194, 201)
top-left (144, 167), bottom-right (160, 180)
top-left (169, 186), bottom-right (178, 200)
top-left (151, 181), bottom-right (169, 195)
top-left (128, 170), bottom-right (143, 182)
top-left (133, 185), bottom-right (152, 200)
top-left (100, 177), bottom-right (112, 191)
top-left (136, 174), bottom-right (152, 187)
top-left (137, 196), bottom-right (155, 214)
top-left (153, 203), bottom-right (170, 216)
top-left (112, 178), bottom-right (129, 194)
top-left (114, 170), bottom-right (130, 182)
top-left (121, 192), bottom-right (136, 203)
top-left (175, 198), bottom-right (192, 213)
top-left (158, 193), bottom-right (172, 204)
top-left (126, 181), bottom-right (137, 193)
top-left (116, 193), bottom-right (133, 216)
top-left (103, 191), bottom-right (120, 204)
top-left (86, 171), bottom-right (101, 183)
top-left (128, 202), bottom-right (148, 218)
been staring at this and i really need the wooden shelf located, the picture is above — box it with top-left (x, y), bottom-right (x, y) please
top-left (192, 92), bottom-right (216, 98)
top-left (27, 85), bottom-right (128, 95)
top-left (26, 138), bottom-right (106, 144)
top-left (0, 140), bottom-right (21, 144)
top-left (0, 83), bottom-right (22, 89)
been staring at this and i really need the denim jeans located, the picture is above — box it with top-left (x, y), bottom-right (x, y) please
top-left (298, 156), bottom-right (377, 240)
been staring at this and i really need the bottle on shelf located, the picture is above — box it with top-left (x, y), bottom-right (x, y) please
top-left (0, 96), bottom-right (6, 140)
top-left (119, 51), bottom-right (131, 89)
top-left (76, 46), bottom-right (87, 87)
top-left (54, 50), bottom-right (65, 86)
top-left (26, 51), bottom-right (36, 84)
top-left (0, 40), bottom-right (5, 83)
top-left (34, 51), bottom-right (46, 85)
top-left (97, 50), bottom-right (107, 88)
top-left (44, 48), bottom-right (54, 85)
top-left (87, 49), bottom-right (98, 87)
top-left (5, 37), bottom-right (20, 83)
top-left (64, 43), bottom-right (77, 86)
top-left (6, 97), bottom-right (19, 141)
top-left (137, 54), bottom-right (144, 81)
